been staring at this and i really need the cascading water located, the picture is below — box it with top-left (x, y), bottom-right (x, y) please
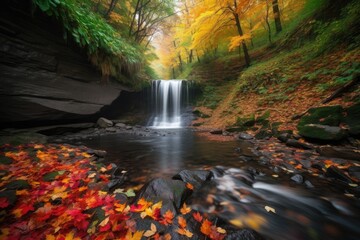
top-left (149, 80), bottom-right (190, 128)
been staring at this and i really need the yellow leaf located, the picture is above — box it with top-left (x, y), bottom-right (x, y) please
top-left (217, 227), bottom-right (226, 234)
top-left (349, 183), bottom-right (358, 187)
top-left (46, 235), bottom-right (56, 240)
top-left (65, 230), bottom-right (75, 240)
top-left (99, 217), bottom-right (109, 227)
top-left (114, 203), bottom-right (126, 212)
top-left (177, 228), bottom-right (193, 238)
top-left (88, 173), bottom-right (96, 178)
top-left (180, 203), bottom-right (191, 215)
top-left (265, 205), bottom-right (276, 213)
top-left (143, 223), bottom-right (157, 237)
top-left (272, 174), bottom-right (279, 178)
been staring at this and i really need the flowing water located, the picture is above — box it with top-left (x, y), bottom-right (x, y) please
top-left (148, 80), bottom-right (190, 128)
top-left (78, 79), bottom-right (360, 239)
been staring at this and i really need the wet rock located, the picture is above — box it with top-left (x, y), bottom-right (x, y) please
top-left (348, 166), bottom-right (360, 179)
top-left (115, 122), bottom-right (126, 128)
top-left (285, 139), bottom-right (314, 150)
top-left (236, 132), bottom-right (254, 140)
top-left (254, 130), bottom-right (272, 140)
top-left (135, 178), bottom-right (190, 212)
top-left (225, 228), bottom-right (264, 240)
top-left (277, 132), bottom-right (292, 143)
top-left (239, 156), bottom-right (253, 162)
top-left (173, 170), bottom-right (213, 189)
top-left (298, 124), bottom-right (347, 141)
top-left (210, 129), bottom-right (222, 134)
top-left (126, 126), bottom-right (133, 130)
top-left (96, 117), bottom-right (113, 128)
top-left (305, 180), bottom-right (314, 188)
top-left (291, 174), bottom-right (304, 184)
top-left (326, 166), bottom-right (353, 183)
top-left (93, 150), bottom-right (107, 158)
top-left (298, 159), bottom-right (312, 169)
top-left (317, 146), bottom-right (360, 161)
top-left (105, 127), bottom-right (117, 132)
top-left (107, 178), bottom-right (125, 191)
top-left (222, 131), bottom-right (232, 136)
top-left (236, 140), bottom-right (260, 158)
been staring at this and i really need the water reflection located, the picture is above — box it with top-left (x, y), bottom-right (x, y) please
top-left (81, 129), bottom-right (238, 182)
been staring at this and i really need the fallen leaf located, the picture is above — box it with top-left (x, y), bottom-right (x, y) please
top-left (200, 219), bottom-right (212, 235)
top-left (265, 205), bottom-right (276, 213)
top-left (186, 183), bottom-right (194, 190)
top-left (143, 223), bottom-right (157, 237)
top-left (217, 227), bottom-right (226, 234)
top-left (180, 203), bottom-right (191, 215)
top-left (177, 228), bottom-right (193, 238)
top-left (178, 216), bottom-right (187, 229)
top-left (193, 212), bottom-right (203, 222)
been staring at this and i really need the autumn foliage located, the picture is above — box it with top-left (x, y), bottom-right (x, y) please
top-left (0, 144), bottom-right (226, 239)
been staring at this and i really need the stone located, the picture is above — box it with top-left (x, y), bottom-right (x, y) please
top-left (317, 146), bottom-right (360, 161)
top-left (236, 140), bottom-right (260, 158)
top-left (298, 105), bottom-right (343, 127)
top-left (92, 150), bottom-right (107, 158)
top-left (305, 180), bottom-right (314, 188)
top-left (134, 178), bottom-right (190, 211)
top-left (97, 118), bottom-right (113, 128)
top-left (236, 132), bottom-right (254, 140)
top-left (173, 170), bottom-right (213, 189)
top-left (291, 174), bottom-right (304, 184)
top-left (298, 124), bottom-right (347, 141)
top-left (277, 133), bottom-right (292, 143)
top-left (105, 127), bottom-right (117, 132)
top-left (210, 129), bottom-right (222, 135)
top-left (348, 166), bottom-right (360, 179)
top-left (285, 139), bottom-right (314, 150)
top-left (5, 180), bottom-right (31, 190)
top-left (325, 166), bottom-right (353, 183)
top-left (225, 229), bottom-right (264, 240)
top-left (226, 127), bottom-right (244, 133)
top-left (343, 103), bottom-right (360, 135)
top-left (255, 130), bottom-right (272, 139)
top-left (115, 123), bottom-right (126, 128)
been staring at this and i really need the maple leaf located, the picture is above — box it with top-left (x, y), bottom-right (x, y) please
top-left (35, 203), bottom-right (53, 221)
top-left (193, 212), bottom-right (203, 222)
top-left (0, 197), bottom-right (9, 208)
top-left (177, 228), bottom-right (193, 238)
top-left (180, 203), bottom-right (191, 215)
top-left (178, 216), bottom-right (187, 229)
top-left (130, 198), bottom-right (152, 212)
top-left (186, 183), bottom-right (194, 190)
top-left (143, 223), bottom-right (157, 237)
top-left (162, 210), bottom-right (174, 225)
top-left (200, 219), bottom-right (212, 236)
top-left (125, 230), bottom-right (144, 240)
top-left (12, 203), bottom-right (34, 218)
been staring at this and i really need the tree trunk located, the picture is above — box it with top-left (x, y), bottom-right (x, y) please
top-left (178, 54), bottom-right (183, 72)
top-left (234, 13), bottom-right (250, 67)
top-left (104, 0), bottom-right (118, 18)
top-left (272, 0), bottom-right (282, 33)
top-left (172, 68), bottom-right (176, 79)
top-left (265, 0), bottom-right (272, 43)
top-left (188, 49), bottom-right (193, 63)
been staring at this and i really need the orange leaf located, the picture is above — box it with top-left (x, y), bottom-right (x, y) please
top-left (178, 216), bottom-right (187, 229)
top-left (186, 183), bottom-right (194, 190)
top-left (162, 210), bottom-right (174, 225)
top-left (193, 212), bottom-right (203, 222)
top-left (176, 228), bottom-right (193, 238)
top-left (200, 219), bottom-right (212, 236)
top-left (180, 203), bottom-right (191, 215)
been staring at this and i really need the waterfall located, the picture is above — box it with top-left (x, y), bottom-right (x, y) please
top-left (149, 80), bottom-right (189, 128)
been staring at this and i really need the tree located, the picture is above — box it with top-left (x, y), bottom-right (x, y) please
top-left (272, 0), bottom-right (282, 33)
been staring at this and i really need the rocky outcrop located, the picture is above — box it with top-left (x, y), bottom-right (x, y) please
top-left (0, 1), bottom-right (129, 127)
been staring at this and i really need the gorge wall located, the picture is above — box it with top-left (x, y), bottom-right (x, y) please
top-left (0, 0), bottom-right (129, 128)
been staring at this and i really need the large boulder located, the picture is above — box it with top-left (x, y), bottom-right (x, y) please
top-left (298, 124), bottom-right (346, 141)
top-left (298, 105), bottom-right (343, 127)
top-left (317, 146), bottom-right (360, 161)
top-left (96, 117), bottom-right (113, 128)
top-left (173, 170), bottom-right (213, 189)
top-left (134, 178), bottom-right (190, 213)
top-left (343, 103), bottom-right (360, 136)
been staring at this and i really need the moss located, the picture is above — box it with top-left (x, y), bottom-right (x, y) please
top-left (298, 105), bottom-right (343, 127)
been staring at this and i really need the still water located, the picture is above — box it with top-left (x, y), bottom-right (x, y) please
top-left (81, 129), bottom-right (240, 183)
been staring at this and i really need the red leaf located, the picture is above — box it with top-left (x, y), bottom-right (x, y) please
top-left (99, 223), bottom-right (111, 232)
top-left (0, 197), bottom-right (9, 208)
top-left (193, 212), bottom-right (203, 222)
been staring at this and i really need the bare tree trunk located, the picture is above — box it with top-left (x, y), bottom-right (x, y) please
top-left (188, 49), bottom-right (193, 63)
top-left (172, 68), bottom-right (176, 79)
top-left (272, 0), bottom-right (282, 33)
top-left (104, 0), bottom-right (118, 18)
top-left (234, 13), bottom-right (250, 67)
top-left (265, 0), bottom-right (272, 43)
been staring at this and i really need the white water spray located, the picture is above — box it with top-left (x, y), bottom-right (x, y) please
top-left (150, 80), bottom-right (186, 129)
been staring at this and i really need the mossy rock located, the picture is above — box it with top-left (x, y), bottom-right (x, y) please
top-left (298, 124), bottom-right (347, 141)
top-left (0, 132), bottom-right (47, 146)
top-left (343, 103), bottom-right (360, 135)
top-left (298, 105), bottom-right (343, 128)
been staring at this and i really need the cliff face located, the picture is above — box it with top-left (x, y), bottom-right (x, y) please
top-left (0, 1), bottom-right (128, 127)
